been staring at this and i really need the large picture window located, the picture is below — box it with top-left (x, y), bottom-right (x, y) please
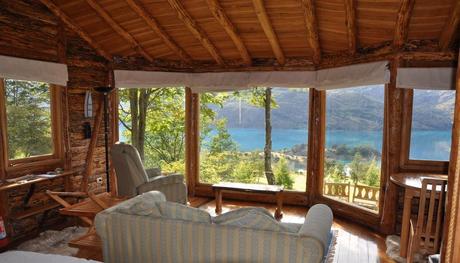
top-left (323, 85), bottom-right (384, 212)
top-left (199, 88), bottom-right (309, 191)
top-left (0, 78), bottom-right (62, 169)
top-left (409, 89), bottom-right (454, 161)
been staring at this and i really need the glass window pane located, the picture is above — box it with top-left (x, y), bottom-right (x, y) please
top-left (199, 88), bottom-right (309, 192)
top-left (409, 89), bottom-right (454, 161)
top-left (5, 79), bottom-right (53, 160)
top-left (118, 88), bottom-right (186, 173)
top-left (323, 85), bottom-right (384, 212)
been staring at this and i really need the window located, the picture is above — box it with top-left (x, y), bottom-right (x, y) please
top-left (0, 79), bottom-right (62, 168)
top-left (323, 85), bottom-right (384, 212)
top-left (199, 88), bottom-right (309, 191)
top-left (118, 87), bottom-right (186, 173)
top-left (409, 89), bottom-right (454, 161)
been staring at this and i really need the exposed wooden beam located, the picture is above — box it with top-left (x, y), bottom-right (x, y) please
top-left (439, 1), bottom-right (460, 51)
top-left (344, 0), bottom-right (357, 55)
top-left (39, 0), bottom-right (112, 61)
top-left (166, 0), bottom-right (224, 65)
top-left (301, 0), bottom-right (321, 65)
top-left (206, 0), bottom-right (251, 65)
top-left (393, 0), bottom-right (415, 49)
top-left (124, 0), bottom-right (191, 63)
top-left (252, 0), bottom-right (285, 65)
top-left (85, 0), bottom-right (153, 62)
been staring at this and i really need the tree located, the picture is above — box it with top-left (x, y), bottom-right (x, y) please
top-left (275, 158), bottom-right (294, 189)
top-left (365, 158), bottom-right (380, 187)
top-left (209, 119), bottom-right (237, 154)
top-left (349, 153), bottom-right (367, 186)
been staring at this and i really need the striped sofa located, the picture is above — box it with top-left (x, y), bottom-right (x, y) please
top-left (95, 192), bottom-right (333, 263)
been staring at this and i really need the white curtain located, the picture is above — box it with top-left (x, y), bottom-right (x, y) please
top-left (0, 55), bottom-right (68, 86)
top-left (114, 61), bottom-right (390, 92)
top-left (397, 67), bottom-right (456, 90)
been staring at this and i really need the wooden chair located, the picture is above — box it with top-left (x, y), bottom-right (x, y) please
top-left (407, 178), bottom-right (447, 263)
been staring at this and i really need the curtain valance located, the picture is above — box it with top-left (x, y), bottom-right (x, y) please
top-left (397, 67), bottom-right (456, 90)
top-left (0, 55), bottom-right (68, 86)
top-left (114, 61), bottom-right (390, 92)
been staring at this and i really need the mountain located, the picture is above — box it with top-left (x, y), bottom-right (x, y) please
top-left (212, 86), bottom-right (454, 131)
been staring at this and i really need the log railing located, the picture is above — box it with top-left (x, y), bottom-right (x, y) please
top-left (323, 182), bottom-right (380, 210)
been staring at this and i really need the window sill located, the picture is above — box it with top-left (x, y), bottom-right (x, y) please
top-left (5, 157), bottom-right (64, 177)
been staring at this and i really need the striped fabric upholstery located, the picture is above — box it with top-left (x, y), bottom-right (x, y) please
top-left (158, 202), bottom-right (211, 223)
top-left (213, 207), bottom-right (274, 223)
top-left (137, 178), bottom-right (187, 205)
top-left (218, 210), bottom-right (287, 232)
top-left (96, 213), bottom-right (325, 263)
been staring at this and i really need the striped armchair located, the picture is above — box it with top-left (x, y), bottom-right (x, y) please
top-left (95, 191), bottom-right (333, 263)
top-left (110, 143), bottom-right (187, 204)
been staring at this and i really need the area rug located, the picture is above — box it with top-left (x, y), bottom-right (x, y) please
top-left (324, 229), bottom-right (339, 263)
top-left (17, 226), bottom-right (88, 256)
top-left (386, 235), bottom-right (427, 263)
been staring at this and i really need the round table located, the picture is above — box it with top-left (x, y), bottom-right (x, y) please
top-left (390, 173), bottom-right (448, 258)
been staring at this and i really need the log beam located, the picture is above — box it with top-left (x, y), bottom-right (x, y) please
top-left (39, 0), bottom-right (112, 61)
top-left (85, 0), bottom-right (154, 62)
top-left (439, 1), bottom-right (460, 51)
top-left (344, 0), bottom-right (357, 55)
top-left (124, 0), bottom-right (192, 63)
top-left (393, 0), bottom-right (415, 49)
top-left (301, 0), bottom-right (321, 65)
top-left (206, 0), bottom-right (251, 65)
top-left (252, 0), bottom-right (285, 65)
top-left (166, 0), bottom-right (224, 65)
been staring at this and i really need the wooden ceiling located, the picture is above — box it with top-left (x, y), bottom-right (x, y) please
top-left (40, 0), bottom-right (459, 70)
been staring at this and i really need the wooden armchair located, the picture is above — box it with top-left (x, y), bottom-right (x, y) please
top-left (407, 178), bottom-right (447, 263)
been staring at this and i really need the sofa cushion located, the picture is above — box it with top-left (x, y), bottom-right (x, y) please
top-left (212, 207), bottom-right (274, 224)
top-left (217, 210), bottom-right (287, 232)
top-left (158, 202), bottom-right (211, 223)
top-left (116, 191), bottom-right (165, 216)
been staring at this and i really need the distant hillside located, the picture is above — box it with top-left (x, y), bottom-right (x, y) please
top-left (212, 86), bottom-right (454, 131)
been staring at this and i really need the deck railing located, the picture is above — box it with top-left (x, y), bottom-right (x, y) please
top-left (323, 182), bottom-right (380, 210)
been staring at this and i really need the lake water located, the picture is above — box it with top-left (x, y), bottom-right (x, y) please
top-left (211, 128), bottom-right (452, 161)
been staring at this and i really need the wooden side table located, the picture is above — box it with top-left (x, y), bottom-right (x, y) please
top-left (212, 182), bottom-right (284, 220)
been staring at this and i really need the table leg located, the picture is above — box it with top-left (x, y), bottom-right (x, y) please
top-left (400, 191), bottom-right (413, 257)
top-left (275, 191), bottom-right (283, 221)
top-left (215, 189), bottom-right (222, 214)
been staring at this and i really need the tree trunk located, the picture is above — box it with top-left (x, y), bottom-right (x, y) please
top-left (264, 88), bottom-right (276, 185)
top-left (137, 89), bottom-right (150, 160)
top-left (129, 89), bottom-right (139, 149)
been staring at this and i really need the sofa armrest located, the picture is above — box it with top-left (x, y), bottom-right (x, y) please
top-left (298, 204), bottom-right (333, 250)
top-left (145, 167), bottom-right (161, 179)
top-left (147, 173), bottom-right (184, 186)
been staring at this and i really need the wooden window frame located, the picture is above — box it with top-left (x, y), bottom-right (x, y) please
top-left (0, 78), bottom-right (64, 178)
top-left (399, 89), bottom-right (449, 174)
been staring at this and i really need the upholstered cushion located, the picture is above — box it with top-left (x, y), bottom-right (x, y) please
top-left (116, 191), bottom-right (165, 216)
top-left (212, 207), bottom-right (274, 224)
top-left (217, 210), bottom-right (287, 232)
top-left (158, 202), bottom-right (211, 223)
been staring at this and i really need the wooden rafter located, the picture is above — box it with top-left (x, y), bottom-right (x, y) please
top-left (393, 0), bottom-right (415, 49)
top-left (344, 0), bottom-right (357, 54)
top-left (439, 1), bottom-right (460, 51)
top-left (39, 0), bottom-right (112, 61)
top-left (124, 0), bottom-right (192, 63)
top-left (301, 0), bottom-right (321, 65)
top-left (85, 0), bottom-right (153, 62)
top-left (206, 0), bottom-right (251, 65)
top-left (166, 0), bottom-right (224, 65)
top-left (252, 0), bottom-right (285, 65)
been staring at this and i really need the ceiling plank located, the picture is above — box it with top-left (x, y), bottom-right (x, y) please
top-left (439, 1), bottom-right (460, 51)
top-left (393, 0), bottom-right (415, 49)
top-left (124, 0), bottom-right (191, 63)
top-left (206, 0), bottom-right (251, 65)
top-left (166, 0), bottom-right (224, 65)
top-left (344, 0), bottom-right (357, 55)
top-left (301, 0), bottom-right (321, 65)
top-left (85, 0), bottom-right (153, 62)
top-left (39, 0), bottom-right (112, 61)
top-left (252, 0), bottom-right (285, 65)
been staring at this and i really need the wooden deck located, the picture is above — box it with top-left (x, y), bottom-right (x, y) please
top-left (191, 197), bottom-right (393, 263)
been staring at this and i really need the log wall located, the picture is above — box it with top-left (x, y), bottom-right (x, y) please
top-left (0, 0), bottom-right (112, 241)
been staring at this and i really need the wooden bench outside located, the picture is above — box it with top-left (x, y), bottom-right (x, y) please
top-left (212, 182), bottom-right (284, 220)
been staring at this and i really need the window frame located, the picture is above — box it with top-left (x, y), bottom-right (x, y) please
top-left (399, 89), bottom-right (449, 173)
top-left (0, 78), bottom-right (64, 177)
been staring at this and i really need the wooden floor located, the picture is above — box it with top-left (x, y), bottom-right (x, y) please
top-left (190, 196), bottom-right (394, 263)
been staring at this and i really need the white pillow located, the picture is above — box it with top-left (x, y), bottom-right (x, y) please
top-left (158, 202), bottom-right (211, 223)
top-left (213, 207), bottom-right (274, 224)
top-left (217, 210), bottom-right (288, 232)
